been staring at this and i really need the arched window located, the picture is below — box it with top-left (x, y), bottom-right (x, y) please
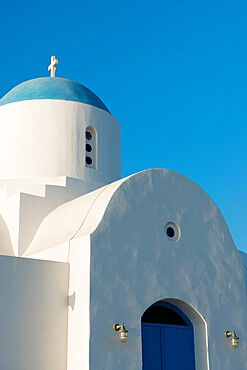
top-left (85, 126), bottom-right (97, 169)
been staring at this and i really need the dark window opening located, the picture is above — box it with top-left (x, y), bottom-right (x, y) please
top-left (86, 144), bottom-right (92, 152)
top-left (85, 156), bottom-right (92, 165)
top-left (166, 227), bottom-right (175, 238)
top-left (141, 305), bottom-right (188, 326)
top-left (86, 131), bottom-right (92, 140)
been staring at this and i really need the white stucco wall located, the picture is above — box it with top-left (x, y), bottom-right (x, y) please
top-left (21, 169), bottom-right (247, 369)
top-left (24, 177), bottom-right (127, 258)
top-left (0, 100), bottom-right (121, 184)
top-left (0, 255), bottom-right (69, 369)
top-left (0, 192), bottom-right (20, 256)
top-left (67, 235), bottom-right (91, 370)
top-left (0, 176), bottom-right (109, 257)
top-left (88, 169), bottom-right (247, 369)
top-left (239, 250), bottom-right (247, 299)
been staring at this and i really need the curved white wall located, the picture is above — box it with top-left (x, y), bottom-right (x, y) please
top-left (88, 169), bottom-right (247, 370)
top-left (0, 100), bottom-right (121, 185)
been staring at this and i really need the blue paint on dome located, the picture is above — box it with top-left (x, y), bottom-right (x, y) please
top-left (0, 77), bottom-right (110, 114)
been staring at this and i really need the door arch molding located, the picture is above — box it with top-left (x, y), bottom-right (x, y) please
top-left (141, 298), bottom-right (209, 370)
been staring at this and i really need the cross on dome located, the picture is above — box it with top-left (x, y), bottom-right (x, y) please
top-left (48, 56), bottom-right (58, 77)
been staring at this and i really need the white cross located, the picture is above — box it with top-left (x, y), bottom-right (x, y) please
top-left (48, 55), bottom-right (58, 77)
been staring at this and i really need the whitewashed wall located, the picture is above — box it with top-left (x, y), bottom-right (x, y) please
top-left (23, 169), bottom-right (247, 369)
top-left (89, 169), bottom-right (247, 370)
top-left (0, 255), bottom-right (69, 369)
top-left (0, 100), bottom-right (121, 185)
top-left (67, 235), bottom-right (91, 370)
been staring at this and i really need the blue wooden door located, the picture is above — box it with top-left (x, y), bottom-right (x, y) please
top-left (142, 322), bottom-right (195, 370)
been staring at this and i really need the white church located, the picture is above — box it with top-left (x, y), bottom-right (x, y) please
top-left (0, 56), bottom-right (246, 369)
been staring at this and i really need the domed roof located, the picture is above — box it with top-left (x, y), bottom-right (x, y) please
top-left (0, 77), bottom-right (110, 113)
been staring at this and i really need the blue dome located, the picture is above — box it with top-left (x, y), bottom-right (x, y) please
top-left (0, 77), bottom-right (110, 114)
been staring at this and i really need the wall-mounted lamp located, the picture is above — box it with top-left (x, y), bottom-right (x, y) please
top-left (113, 323), bottom-right (128, 343)
top-left (225, 331), bottom-right (239, 348)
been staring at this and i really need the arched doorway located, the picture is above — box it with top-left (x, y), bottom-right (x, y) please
top-left (141, 301), bottom-right (196, 369)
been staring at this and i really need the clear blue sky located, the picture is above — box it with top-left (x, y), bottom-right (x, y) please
top-left (0, 0), bottom-right (246, 251)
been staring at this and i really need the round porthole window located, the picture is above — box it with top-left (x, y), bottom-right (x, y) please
top-left (86, 143), bottom-right (92, 152)
top-left (164, 222), bottom-right (180, 241)
top-left (86, 131), bottom-right (92, 140)
top-left (85, 156), bottom-right (92, 165)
